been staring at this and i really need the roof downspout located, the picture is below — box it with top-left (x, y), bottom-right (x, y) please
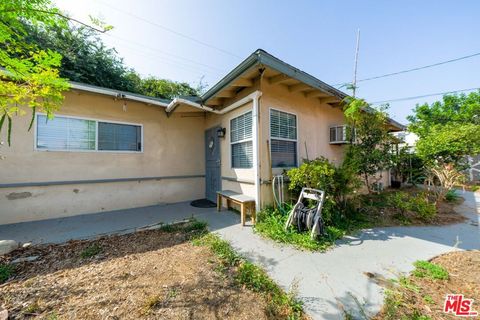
top-left (252, 91), bottom-right (262, 212)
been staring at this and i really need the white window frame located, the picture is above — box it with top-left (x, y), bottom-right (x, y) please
top-left (34, 113), bottom-right (144, 153)
top-left (230, 110), bottom-right (253, 169)
top-left (269, 107), bottom-right (299, 168)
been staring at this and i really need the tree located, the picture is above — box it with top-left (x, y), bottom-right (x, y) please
top-left (407, 91), bottom-right (480, 166)
top-left (407, 91), bottom-right (480, 201)
top-left (22, 21), bottom-right (204, 100)
top-left (0, 0), bottom-right (70, 145)
top-left (343, 98), bottom-right (396, 193)
top-left (22, 23), bottom-right (139, 92)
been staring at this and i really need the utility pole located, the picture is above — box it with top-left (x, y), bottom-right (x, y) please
top-left (352, 28), bottom-right (360, 97)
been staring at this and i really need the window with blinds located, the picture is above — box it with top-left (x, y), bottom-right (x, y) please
top-left (270, 109), bottom-right (297, 167)
top-left (230, 111), bottom-right (253, 168)
top-left (36, 114), bottom-right (142, 152)
top-left (36, 115), bottom-right (96, 151)
top-left (98, 122), bottom-right (141, 151)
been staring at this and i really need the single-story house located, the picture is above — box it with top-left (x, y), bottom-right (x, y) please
top-left (0, 49), bottom-right (404, 225)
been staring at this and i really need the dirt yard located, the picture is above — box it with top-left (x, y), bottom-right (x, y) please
top-left (0, 226), bottom-right (270, 319)
top-left (375, 250), bottom-right (480, 319)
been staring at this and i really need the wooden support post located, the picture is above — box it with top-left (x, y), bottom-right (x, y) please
top-left (240, 202), bottom-right (245, 226)
top-left (217, 193), bottom-right (222, 212)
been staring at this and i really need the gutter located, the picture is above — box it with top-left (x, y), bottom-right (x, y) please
top-left (70, 82), bottom-right (169, 107)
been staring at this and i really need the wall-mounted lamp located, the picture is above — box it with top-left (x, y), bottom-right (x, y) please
top-left (217, 127), bottom-right (226, 138)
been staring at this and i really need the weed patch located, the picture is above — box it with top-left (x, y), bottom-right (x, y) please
top-left (158, 219), bottom-right (207, 234)
top-left (193, 233), bottom-right (305, 319)
top-left (412, 260), bottom-right (449, 280)
top-left (0, 263), bottom-right (14, 283)
top-left (254, 206), bottom-right (359, 251)
top-left (80, 243), bottom-right (102, 258)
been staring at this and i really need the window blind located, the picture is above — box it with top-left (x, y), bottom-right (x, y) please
top-left (36, 115), bottom-right (96, 151)
top-left (231, 111), bottom-right (253, 168)
top-left (270, 109), bottom-right (296, 140)
top-left (98, 122), bottom-right (141, 151)
top-left (270, 109), bottom-right (297, 167)
top-left (36, 114), bottom-right (142, 152)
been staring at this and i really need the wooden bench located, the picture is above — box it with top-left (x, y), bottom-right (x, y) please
top-left (216, 190), bottom-right (256, 226)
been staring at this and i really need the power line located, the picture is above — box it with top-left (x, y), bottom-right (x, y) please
top-left (371, 87), bottom-right (480, 104)
top-left (97, 0), bottom-right (242, 59)
top-left (104, 32), bottom-right (227, 75)
top-left (335, 51), bottom-right (480, 87)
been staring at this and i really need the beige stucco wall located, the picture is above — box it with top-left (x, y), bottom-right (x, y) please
top-left (258, 81), bottom-right (347, 207)
top-left (0, 91), bottom-right (205, 225)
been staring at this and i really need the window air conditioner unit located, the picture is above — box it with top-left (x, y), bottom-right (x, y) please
top-left (329, 125), bottom-right (350, 144)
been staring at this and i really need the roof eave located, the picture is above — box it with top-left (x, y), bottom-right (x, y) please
top-left (70, 82), bottom-right (170, 107)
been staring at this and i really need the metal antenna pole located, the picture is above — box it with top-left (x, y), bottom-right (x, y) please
top-left (352, 29), bottom-right (360, 97)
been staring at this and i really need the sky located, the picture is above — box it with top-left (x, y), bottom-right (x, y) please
top-left (55, 0), bottom-right (480, 124)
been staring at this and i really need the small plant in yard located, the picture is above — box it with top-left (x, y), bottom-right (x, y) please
top-left (445, 189), bottom-right (459, 202)
top-left (22, 301), bottom-right (42, 315)
top-left (159, 219), bottom-right (208, 234)
top-left (0, 263), bottom-right (15, 283)
top-left (412, 260), bottom-right (449, 280)
top-left (193, 233), bottom-right (305, 319)
top-left (80, 243), bottom-right (102, 258)
top-left (142, 295), bottom-right (162, 315)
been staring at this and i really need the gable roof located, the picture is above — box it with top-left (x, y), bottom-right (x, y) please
top-left (201, 49), bottom-right (347, 102)
top-left (67, 50), bottom-right (405, 131)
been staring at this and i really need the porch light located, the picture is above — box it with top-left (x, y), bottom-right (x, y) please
top-left (217, 127), bottom-right (226, 138)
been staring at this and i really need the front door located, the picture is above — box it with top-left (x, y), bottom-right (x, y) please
top-left (205, 126), bottom-right (221, 202)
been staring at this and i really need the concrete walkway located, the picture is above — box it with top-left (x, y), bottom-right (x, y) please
top-left (1, 191), bottom-right (479, 319)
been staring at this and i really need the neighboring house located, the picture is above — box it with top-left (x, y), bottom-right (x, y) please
top-left (0, 49), bottom-right (404, 225)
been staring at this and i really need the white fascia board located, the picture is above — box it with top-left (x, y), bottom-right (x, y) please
top-left (70, 82), bottom-right (169, 107)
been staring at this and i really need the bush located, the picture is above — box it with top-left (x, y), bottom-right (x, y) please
top-left (444, 189), bottom-right (459, 202)
top-left (287, 157), bottom-right (360, 224)
top-left (385, 191), bottom-right (436, 222)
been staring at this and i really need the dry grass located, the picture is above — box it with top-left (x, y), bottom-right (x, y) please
top-left (0, 223), bottom-right (272, 319)
top-left (374, 250), bottom-right (480, 319)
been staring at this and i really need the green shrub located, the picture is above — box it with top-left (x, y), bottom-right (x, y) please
top-left (409, 193), bottom-right (436, 221)
top-left (0, 263), bottom-right (14, 283)
top-left (80, 243), bottom-right (102, 258)
top-left (445, 189), bottom-right (459, 202)
top-left (413, 260), bottom-right (449, 280)
top-left (385, 191), bottom-right (436, 222)
top-left (287, 157), bottom-right (360, 224)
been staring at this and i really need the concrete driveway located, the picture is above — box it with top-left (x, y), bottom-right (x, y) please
top-left (1, 191), bottom-right (479, 319)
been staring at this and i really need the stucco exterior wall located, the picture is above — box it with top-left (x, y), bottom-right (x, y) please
top-left (0, 91), bottom-right (205, 225)
top-left (258, 81), bottom-right (347, 206)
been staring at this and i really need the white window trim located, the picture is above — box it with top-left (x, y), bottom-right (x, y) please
top-left (269, 107), bottom-right (299, 168)
top-left (230, 109), bottom-right (253, 169)
top-left (34, 113), bottom-right (144, 153)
